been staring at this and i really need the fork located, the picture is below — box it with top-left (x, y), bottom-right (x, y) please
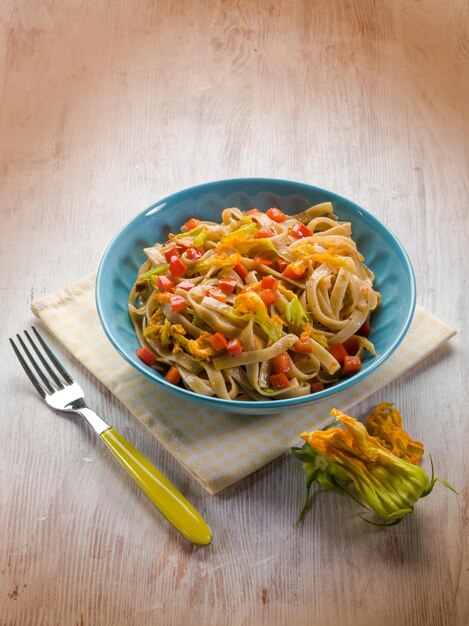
top-left (9, 326), bottom-right (212, 546)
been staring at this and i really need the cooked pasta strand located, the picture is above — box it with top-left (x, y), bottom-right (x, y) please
top-left (129, 203), bottom-right (380, 400)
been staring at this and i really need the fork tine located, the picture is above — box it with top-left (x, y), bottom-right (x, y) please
top-left (16, 334), bottom-right (56, 393)
top-left (23, 330), bottom-right (64, 389)
top-left (30, 326), bottom-right (74, 385)
top-left (9, 337), bottom-right (47, 398)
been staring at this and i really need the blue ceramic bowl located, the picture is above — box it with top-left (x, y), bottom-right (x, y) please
top-left (96, 178), bottom-right (416, 415)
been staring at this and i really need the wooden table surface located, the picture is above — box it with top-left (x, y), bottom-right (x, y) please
top-left (1, 1), bottom-right (468, 625)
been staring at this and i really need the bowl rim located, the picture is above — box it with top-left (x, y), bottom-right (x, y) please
top-left (96, 177), bottom-right (416, 410)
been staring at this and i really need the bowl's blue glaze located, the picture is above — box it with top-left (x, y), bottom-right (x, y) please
top-left (96, 178), bottom-right (416, 415)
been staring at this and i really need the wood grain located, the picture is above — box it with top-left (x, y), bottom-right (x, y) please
top-left (1, 1), bottom-right (468, 624)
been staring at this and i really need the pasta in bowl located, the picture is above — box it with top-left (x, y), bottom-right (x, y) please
top-left (129, 203), bottom-right (381, 401)
top-left (96, 178), bottom-right (416, 415)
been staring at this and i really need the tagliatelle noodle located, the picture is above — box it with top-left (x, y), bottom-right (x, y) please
top-left (129, 203), bottom-right (381, 400)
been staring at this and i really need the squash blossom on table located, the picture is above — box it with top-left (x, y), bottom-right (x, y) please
top-left (292, 403), bottom-right (457, 525)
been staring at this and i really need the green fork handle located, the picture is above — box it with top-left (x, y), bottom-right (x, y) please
top-left (100, 427), bottom-right (212, 546)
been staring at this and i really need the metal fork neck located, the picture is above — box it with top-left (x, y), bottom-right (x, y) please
top-left (73, 405), bottom-right (111, 436)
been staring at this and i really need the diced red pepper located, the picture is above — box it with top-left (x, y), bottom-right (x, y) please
top-left (289, 223), bottom-right (312, 239)
top-left (270, 353), bottom-right (291, 373)
top-left (163, 245), bottom-right (184, 262)
top-left (255, 226), bottom-right (276, 239)
top-left (328, 343), bottom-right (348, 364)
top-left (210, 332), bottom-right (228, 351)
top-left (164, 248), bottom-right (176, 262)
top-left (170, 295), bottom-right (189, 313)
top-left (343, 337), bottom-right (360, 355)
top-left (311, 381), bottom-right (325, 393)
top-left (234, 263), bottom-right (248, 280)
top-left (274, 258), bottom-right (288, 273)
top-left (282, 265), bottom-right (306, 281)
top-left (184, 218), bottom-right (201, 231)
top-left (266, 208), bottom-right (286, 223)
top-left (356, 320), bottom-right (371, 338)
top-left (269, 372), bottom-right (290, 388)
top-left (343, 355), bottom-right (362, 375)
top-left (260, 276), bottom-right (278, 290)
top-left (177, 280), bottom-right (195, 291)
top-left (185, 247), bottom-right (204, 260)
top-left (206, 287), bottom-right (227, 303)
top-left (227, 338), bottom-right (243, 357)
top-left (136, 347), bottom-right (157, 366)
top-left (165, 366), bottom-right (181, 385)
top-left (294, 339), bottom-right (313, 353)
top-left (254, 256), bottom-right (273, 266)
top-left (246, 208), bottom-right (261, 216)
top-left (260, 289), bottom-right (278, 305)
top-left (156, 275), bottom-right (175, 292)
top-left (219, 278), bottom-right (237, 293)
top-left (169, 255), bottom-right (187, 277)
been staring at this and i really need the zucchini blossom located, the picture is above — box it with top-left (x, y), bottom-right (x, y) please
top-left (294, 406), bottom-right (456, 525)
top-left (365, 402), bottom-right (424, 465)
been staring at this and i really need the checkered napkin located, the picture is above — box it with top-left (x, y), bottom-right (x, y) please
top-left (31, 274), bottom-right (456, 494)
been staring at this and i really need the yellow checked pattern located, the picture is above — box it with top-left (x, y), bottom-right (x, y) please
top-left (31, 274), bottom-right (456, 494)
